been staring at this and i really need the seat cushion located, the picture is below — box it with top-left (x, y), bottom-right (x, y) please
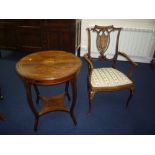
top-left (91, 67), bottom-right (132, 88)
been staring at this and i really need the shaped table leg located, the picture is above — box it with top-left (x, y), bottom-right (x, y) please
top-left (70, 76), bottom-right (77, 125)
top-left (25, 81), bottom-right (39, 131)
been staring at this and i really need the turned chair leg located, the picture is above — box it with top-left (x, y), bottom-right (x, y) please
top-left (126, 87), bottom-right (135, 108)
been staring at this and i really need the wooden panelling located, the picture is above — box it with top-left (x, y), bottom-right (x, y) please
top-left (0, 19), bottom-right (81, 55)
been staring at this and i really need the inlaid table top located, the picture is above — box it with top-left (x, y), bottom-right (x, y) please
top-left (16, 50), bottom-right (82, 84)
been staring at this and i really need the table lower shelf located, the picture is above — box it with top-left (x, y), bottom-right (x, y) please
top-left (38, 93), bottom-right (70, 116)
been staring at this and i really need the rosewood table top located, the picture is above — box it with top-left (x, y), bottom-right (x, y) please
top-left (16, 50), bottom-right (82, 84)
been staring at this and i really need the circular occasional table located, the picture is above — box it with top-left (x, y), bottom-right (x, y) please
top-left (16, 50), bottom-right (82, 131)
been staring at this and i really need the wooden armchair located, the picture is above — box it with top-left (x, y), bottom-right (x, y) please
top-left (84, 25), bottom-right (138, 113)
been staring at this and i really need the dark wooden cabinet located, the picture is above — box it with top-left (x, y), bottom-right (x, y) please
top-left (0, 19), bottom-right (81, 56)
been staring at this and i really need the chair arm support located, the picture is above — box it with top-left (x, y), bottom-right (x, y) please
top-left (118, 51), bottom-right (138, 78)
top-left (83, 53), bottom-right (94, 87)
top-left (83, 53), bottom-right (94, 70)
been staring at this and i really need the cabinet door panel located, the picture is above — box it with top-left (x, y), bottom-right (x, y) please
top-left (5, 27), bottom-right (17, 50)
top-left (0, 20), bottom-right (18, 50)
top-left (46, 30), bottom-right (75, 53)
top-left (17, 27), bottom-right (43, 52)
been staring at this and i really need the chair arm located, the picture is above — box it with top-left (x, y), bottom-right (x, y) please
top-left (83, 53), bottom-right (94, 70)
top-left (118, 51), bottom-right (138, 78)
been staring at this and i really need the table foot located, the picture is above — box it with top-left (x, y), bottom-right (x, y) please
top-left (34, 116), bottom-right (39, 131)
top-left (70, 112), bottom-right (77, 126)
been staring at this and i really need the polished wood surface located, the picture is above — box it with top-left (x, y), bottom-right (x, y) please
top-left (16, 50), bottom-right (82, 131)
top-left (16, 50), bottom-right (81, 84)
top-left (0, 19), bottom-right (81, 56)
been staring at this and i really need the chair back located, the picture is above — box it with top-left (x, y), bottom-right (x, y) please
top-left (87, 25), bottom-right (122, 67)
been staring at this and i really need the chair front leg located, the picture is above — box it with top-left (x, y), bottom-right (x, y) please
top-left (88, 88), bottom-right (95, 113)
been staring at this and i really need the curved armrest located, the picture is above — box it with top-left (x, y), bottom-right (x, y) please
top-left (83, 53), bottom-right (94, 70)
top-left (118, 51), bottom-right (138, 78)
top-left (83, 53), bottom-right (94, 86)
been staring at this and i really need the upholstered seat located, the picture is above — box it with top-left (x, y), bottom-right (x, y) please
top-left (91, 68), bottom-right (132, 88)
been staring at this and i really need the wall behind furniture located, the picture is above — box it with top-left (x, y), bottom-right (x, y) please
top-left (81, 19), bottom-right (155, 63)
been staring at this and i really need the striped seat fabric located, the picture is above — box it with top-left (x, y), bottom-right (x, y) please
top-left (91, 67), bottom-right (132, 87)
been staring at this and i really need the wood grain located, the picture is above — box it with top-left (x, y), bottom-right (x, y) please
top-left (16, 50), bottom-right (82, 85)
